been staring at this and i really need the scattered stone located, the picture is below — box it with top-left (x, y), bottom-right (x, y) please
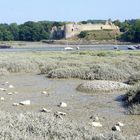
top-left (42, 91), bottom-right (47, 94)
top-left (9, 85), bottom-right (14, 88)
top-left (92, 122), bottom-right (102, 127)
top-left (40, 108), bottom-right (51, 113)
top-left (90, 115), bottom-right (99, 121)
top-left (0, 88), bottom-right (7, 91)
top-left (54, 112), bottom-right (63, 120)
top-left (57, 111), bottom-right (66, 116)
top-left (20, 100), bottom-right (31, 106)
top-left (13, 103), bottom-right (19, 106)
top-left (59, 102), bottom-right (67, 108)
top-left (7, 92), bottom-right (13, 95)
top-left (112, 125), bottom-right (121, 131)
top-left (42, 91), bottom-right (50, 96)
top-left (116, 122), bottom-right (124, 127)
top-left (0, 97), bottom-right (4, 101)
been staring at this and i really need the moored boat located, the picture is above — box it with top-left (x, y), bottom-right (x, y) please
top-left (64, 47), bottom-right (73, 51)
top-left (127, 46), bottom-right (136, 50)
top-left (0, 45), bottom-right (12, 49)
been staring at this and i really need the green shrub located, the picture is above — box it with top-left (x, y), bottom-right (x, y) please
top-left (83, 64), bottom-right (129, 81)
top-left (124, 84), bottom-right (140, 114)
top-left (47, 67), bottom-right (90, 79)
top-left (126, 72), bottom-right (140, 85)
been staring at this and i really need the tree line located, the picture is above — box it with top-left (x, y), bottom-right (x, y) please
top-left (0, 19), bottom-right (140, 42)
top-left (0, 21), bottom-right (64, 41)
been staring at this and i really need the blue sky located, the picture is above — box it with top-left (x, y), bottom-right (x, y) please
top-left (0, 0), bottom-right (139, 24)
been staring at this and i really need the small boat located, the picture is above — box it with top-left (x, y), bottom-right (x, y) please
top-left (64, 47), bottom-right (73, 51)
top-left (0, 45), bottom-right (12, 49)
top-left (127, 46), bottom-right (136, 50)
top-left (113, 45), bottom-right (119, 50)
top-left (135, 45), bottom-right (140, 49)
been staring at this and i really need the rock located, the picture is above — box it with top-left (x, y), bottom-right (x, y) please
top-left (13, 103), bottom-right (19, 106)
top-left (7, 92), bottom-right (13, 95)
top-left (0, 97), bottom-right (4, 101)
top-left (90, 115), bottom-right (99, 121)
top-left (54, 112), bottom-right (63, 120)
top-left (59, 102), bottom-right (67, 108)
top-left (42, 91), bottom-right (47, 94)
top-left (20, 100), bottom-right (31, 105)
top-left (116, 122), bottom-right (124, 127)
top-left (9, 85), bottom-right (14, 88)
top-left (40, 108), bottom-right (51, 113)
top-left (0, 88), bottom-right (7, 91)
top-left (57, 111), bottom-right (66, 116)
top-left (5, 82), bottom-right (9, 84)
top-left (14, 91), bottom-right (18, 94)
top-left (112, 125), bottom-right (121, 131)
top-left (92, 122), bottom-right (102, 127)
top-left (42, 91), bottom-right (50, 96)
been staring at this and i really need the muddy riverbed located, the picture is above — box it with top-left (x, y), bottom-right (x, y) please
top-left (0, 74), bottom-right (140, 137)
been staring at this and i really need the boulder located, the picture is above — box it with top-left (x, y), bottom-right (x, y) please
top-left (9, 85), bottom-right (14, 88)
top-left (20, 100), bottom-right (31, 105)
top-left (112, 125), bottom-right (121, 131)
top-left (0, 97), bottom-right (4, 101)
top-left (59, 102), bottom-right (67, 108)
top-left (42, 91), bottom-right (47, 94)
top-left (7, 92), bottom-right (13, 95)
top-left (92, 122), bottom-right (102, 127)
top-left (90, 115), bottom-right (99, 121)
top-left (116, 122), bottom-right (124, 127)
top-left (40, 108), bottom-right (51, 113)
top-left (0, 88), bottom-right (7, 91)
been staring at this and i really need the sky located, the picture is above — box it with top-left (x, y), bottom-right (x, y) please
top-left (0, 0), bottom-right (139, 24)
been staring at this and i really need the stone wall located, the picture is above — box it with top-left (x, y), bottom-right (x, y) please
top-left (64, 22), bottom-right (119, 39)
top-left (50, 20), bottom-right (119, 39)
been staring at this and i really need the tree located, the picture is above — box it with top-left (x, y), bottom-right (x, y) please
top-left (78, 31), bottom-right (87, 38)
top-left (9, 23), bottom-right (19, 40)
top-left (120, 20), bottom-right (140, 42)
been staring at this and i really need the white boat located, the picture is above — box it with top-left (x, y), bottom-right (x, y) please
top-left (64, 47), bottom-right (74, 51)
top-left (127, 46), bottom-right (136, 50)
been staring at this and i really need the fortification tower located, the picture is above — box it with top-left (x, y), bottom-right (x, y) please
top-left (64, 24), bottom-right (74, 39)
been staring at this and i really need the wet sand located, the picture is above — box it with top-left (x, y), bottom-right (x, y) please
top-left (0, 74), bottom-right (140, 136)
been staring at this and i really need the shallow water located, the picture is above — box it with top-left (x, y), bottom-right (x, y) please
top-left (0, 44), bottom-right (135, 52)
top-left (0, 74), bottom-right (139, 135)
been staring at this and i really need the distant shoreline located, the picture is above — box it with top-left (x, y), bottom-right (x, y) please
top-left (0, 40), bottom-right (139, 49)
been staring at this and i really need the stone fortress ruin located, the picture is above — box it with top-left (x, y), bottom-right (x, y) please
top-left (50, 19), bottom-right (119, 39)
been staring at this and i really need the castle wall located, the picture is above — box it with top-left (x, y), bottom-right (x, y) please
top-left (64, 23), bottom-right (119, 39)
